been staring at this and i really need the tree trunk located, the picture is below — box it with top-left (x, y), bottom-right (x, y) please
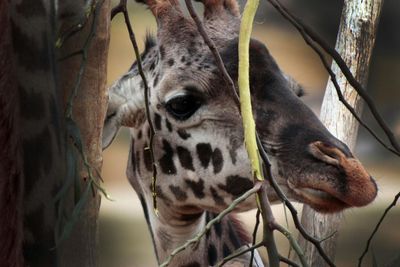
top-left (2, 1), bottom-right (110, 266)
top-left (57, 1), bottom-right (110, 266)
top-left (296, 0), bottom-right (384, 266)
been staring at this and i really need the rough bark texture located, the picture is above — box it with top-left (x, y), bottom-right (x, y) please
top-left (0, 1), bottom-right (23, 266)
top-left (297, 0), bottom-right (384, 266)
top-left (57, 1), bottom-right (110, 266)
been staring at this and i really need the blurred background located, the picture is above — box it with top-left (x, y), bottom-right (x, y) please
top-left (100, 0), bottom-right (400, 266)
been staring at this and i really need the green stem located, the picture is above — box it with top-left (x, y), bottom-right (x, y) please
top-left (238, 0), bottom-right (262, 181)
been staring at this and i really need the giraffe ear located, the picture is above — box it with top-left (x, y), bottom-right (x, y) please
top-left (102, 92), bottom-right (124, 150)
top-left (102, 74), bottom-right (146, 150)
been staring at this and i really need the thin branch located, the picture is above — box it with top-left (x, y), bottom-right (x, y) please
top-left (274, 223), bottom-right (309, 267)
top-left (159, 183), bottom-right (262, 267)
top-left (358, 192), bottom-right (400, 267)
top-left (218, 242), bottom-right (265, 267)
top-left (249, 209), bottom-right (261, 267)
top-left (258, 183), bottom-right (309, 267)
top-left (257, 135), bottom-right (336, 267)
top-left (266, 0), bottom-right (400, 156)
top-left (279, 254), bottom-right (300, 267)
top-left (111, 0), bottom-right (159, 214)
top-left (184, 0), bottom-right (240, 107)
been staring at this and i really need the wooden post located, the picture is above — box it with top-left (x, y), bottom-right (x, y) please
top-left (297, 0), bottom-right (384, 265)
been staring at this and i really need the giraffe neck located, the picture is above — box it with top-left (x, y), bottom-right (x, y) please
top-left (139, 192), bottom-right (262, 267)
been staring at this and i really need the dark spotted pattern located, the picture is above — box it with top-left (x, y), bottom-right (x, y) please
top-left (196, 143), bottom-right (212, 168)
top-left (218, 175), bottom-right (253, 197)
top-left (228, 222), bottom-right (242, 249)
top-left (214, 219), bottom-right (222, 238)
top-left (159, 45), bottom-right (165, 60)
top-left (212, 148), bottom-right (223, 174)
top-left (153, 73), bottom-right (159, 87)
top-left (155, 185), bottom-right (171, 203)
top-left (165, 119), bottom-right (172, 132)
top-left (207, 244), bottom-right (218, 266)
top-left (177, 129), bottom-right (191, 140)
top-left (210, 186), bottom-right (225, 206)
top-left (22, 127), bottom-right (53, 195)
top-left (178, 212), bottom-right (203, 222)
top-left (154, 113), bottom-right (162, 130)
top-left (205, 212), bottom-right (213, 239)
top-left (184, 179), bottom-right (205, 199)
top-left (11, 22), bottom-right (49, 71)
top-left (19, 87), bottom-right (46, 119)
top-left (135, 150), bottom-right (141, 175)
top-left (223, 243), bottom-right (231, 258)
top-left (196, 143), bottom-right (224, 173)
top-left (159, 140), bottom-right (176, 175)
top-left (143, 145), bottom-right (152, 172)
top-left (169, 185), bottom-right (187, 201)
top-left (228, 137), bottom-right (241, 165)
top-left (177, 146), bottom-right (194, 171)
top-left (167, 58), bottom-right (174, 66)
top-left (157, 229), bottom-right (172, 251)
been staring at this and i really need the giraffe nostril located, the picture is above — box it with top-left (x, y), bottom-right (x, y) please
top-left (307, 141), bottom-right (345, 167)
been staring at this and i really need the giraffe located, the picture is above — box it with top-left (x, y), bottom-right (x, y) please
top-left (103, 0), bottom-right (378, 265)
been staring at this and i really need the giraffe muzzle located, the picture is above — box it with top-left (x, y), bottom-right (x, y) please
top-left (305, 141), bottom-right (378, 209)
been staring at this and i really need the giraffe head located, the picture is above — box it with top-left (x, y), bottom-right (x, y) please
top-left (103, 0), bottom-right (377, 215)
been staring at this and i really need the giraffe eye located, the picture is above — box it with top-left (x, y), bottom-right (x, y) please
top-left (165, 94), bottom-right (202, 120)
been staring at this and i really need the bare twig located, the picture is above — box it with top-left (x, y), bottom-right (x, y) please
top-left (218, 242), bottom-right (265, 267)
top-left (257, 136), bottom-right (336, 267)
top-left (279, 254), bottom-right (300, 267)
top-left (111, 0), bottom-right (159, 213)
top-left (159, 183), bottom-right (262, 267)
top-left (266, 0), bottom-right (400, 156)
top-left (249, 209), bottom-right (261, 267)
top-left (274, 223), bottom-right (308, 267)
top-left (184, 0), bottom-right (240, 107)
top-left (359, 192), bottom-right (400, 267)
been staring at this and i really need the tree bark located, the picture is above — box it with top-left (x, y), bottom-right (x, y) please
top-left (297, 0), bottom-right (384, 266)
top-left (57, 1), bottom-right (110, 266)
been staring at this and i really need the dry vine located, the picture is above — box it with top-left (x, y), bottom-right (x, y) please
top-left (111, 0), bottom-right (159, 214)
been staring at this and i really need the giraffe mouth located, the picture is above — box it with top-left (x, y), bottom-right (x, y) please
top-left (287, 180), bottom-right (349, 212)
